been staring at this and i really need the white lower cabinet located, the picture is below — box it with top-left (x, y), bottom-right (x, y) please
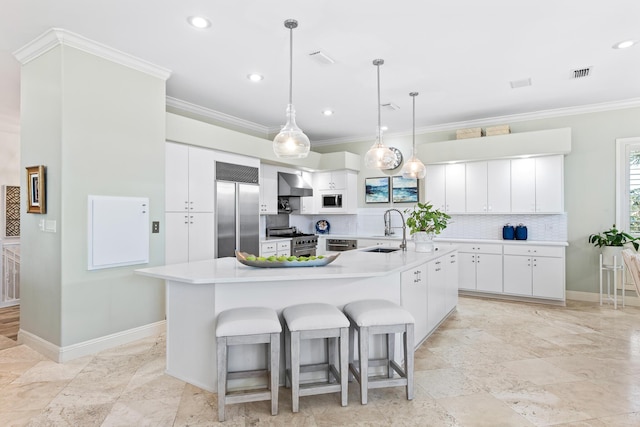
top-left (458, 243), bottom-right (503, 293)
top-left (427, 258), bottom-right (447, 333)
top-left (260, 240), bottom-right (291, 258)
top-left (503, 245), bottom-right (565, 299)
top-left (401, 251), bottom-right (458, 344)
top-left (445, 252), bottom-right (459, 313)
top-left (400, 263), bottom-right (428, 344)
top-left (165, 212), bottom-right (215, 264)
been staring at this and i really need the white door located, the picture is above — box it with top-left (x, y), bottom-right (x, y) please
top-left (401, 265), bottom-right (428, 343)
top-left (487, 159), bottom-right (511, 213)
top-left (465, 161), bottom-right (488, 213)
top-left (535, 155), bottom-right (564, 213)
top-left (165, 143), bottom-right (189, 212)
top-left (511, 158), bottom-right (536, 213)
top-left (427, 259), bottom-right (447, 333)
top-left (189, 212), bottom-right (215, 262)
top-left (165, 212), bottom-right (189, 264)
top-left (476, 253), bottom-right (503, 293)
top-left (445, 252), bottom-right (459, 313)
top-left (445, 163), bottom-right (466, 213)
top-left (188, 147), bottom-right (216, 212)
top-left (532, 256), bottom-right (565, 299)
top-left (425, 165), bottom-right (446, 211)
top-left (458, 252), bottom-right (477, 291)
top-left (503, 255), bottom-right (533, 296)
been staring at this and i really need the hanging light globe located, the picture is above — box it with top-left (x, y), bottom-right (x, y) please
top-left (364, 59), bottom-right (396, 170)
top-left (401, 92), bottom-right (426, 179)
top-left (273, 19), bottom-right (310, 159)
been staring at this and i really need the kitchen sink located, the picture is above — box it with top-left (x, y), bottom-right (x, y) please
top-left (363, 247), bottom-right (401, 253)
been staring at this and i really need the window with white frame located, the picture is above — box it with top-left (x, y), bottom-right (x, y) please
top-left (616, 137), bottom-right (640, 235)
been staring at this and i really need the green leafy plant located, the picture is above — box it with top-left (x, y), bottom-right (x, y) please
top-left (404, 202), bottom-right (451, 235)
top-left (588, 224), bottom-right (639, 250)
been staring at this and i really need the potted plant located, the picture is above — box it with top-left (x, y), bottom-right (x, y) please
top-left (404, 202), bottom-right (451, 252)
top-left (588, 224), bottom-right (639, 265)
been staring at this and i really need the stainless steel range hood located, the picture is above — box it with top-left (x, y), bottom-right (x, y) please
top-left (278, 172), bottom-right (313, 197)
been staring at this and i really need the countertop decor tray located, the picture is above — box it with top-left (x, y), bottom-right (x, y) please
top-left (235, 251), bottom-right (339, 268)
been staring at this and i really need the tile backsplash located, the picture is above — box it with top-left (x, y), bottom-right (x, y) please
top-left (290, 208), bottom-right (567, 242)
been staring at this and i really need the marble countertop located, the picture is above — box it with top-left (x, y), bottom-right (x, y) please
top-left (135, 246), bottom-right (457, 285)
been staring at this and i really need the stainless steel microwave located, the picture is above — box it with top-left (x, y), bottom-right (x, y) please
top-left (322, 193), bottom-right (343, 208)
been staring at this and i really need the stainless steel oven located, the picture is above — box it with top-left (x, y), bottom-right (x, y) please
top-left (326, 239), bottom-right (357, 252)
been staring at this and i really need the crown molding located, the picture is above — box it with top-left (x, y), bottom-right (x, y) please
top-left (166, 97), bottom-right (271, 136)
top-left (13, 28), bottom-right (171, 80)
top-left (311, 97), bottom-right (640, 146)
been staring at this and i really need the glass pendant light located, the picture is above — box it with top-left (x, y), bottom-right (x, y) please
top-left (401, 92), bottom-right (427, 179)
top-left (273, 19), bottom-right (310, 159)
top-left (364, 59), bottom-right (396, 169)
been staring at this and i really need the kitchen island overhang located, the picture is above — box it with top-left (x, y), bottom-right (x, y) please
top-left (135, 247), bottom-right (458, 392)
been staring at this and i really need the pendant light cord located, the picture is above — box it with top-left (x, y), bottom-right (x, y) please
top-left (289, 25), bottom-right (293, 105)
top-left (410, 92), bottom-right (419, 156)
top-left (374, 59), bottom-right (384, 143)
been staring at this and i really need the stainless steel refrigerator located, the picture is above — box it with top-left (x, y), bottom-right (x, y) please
top-left (215, 162), bottom-right (260, 258)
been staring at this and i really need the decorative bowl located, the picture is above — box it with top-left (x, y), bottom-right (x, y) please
top-left (235, 251), bottom-right (340, 268)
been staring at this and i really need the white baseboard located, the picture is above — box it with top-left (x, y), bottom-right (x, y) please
top-left (566, 290), bottom-right (640, 307)
top-left (18, 320), bottom-right (166, 363)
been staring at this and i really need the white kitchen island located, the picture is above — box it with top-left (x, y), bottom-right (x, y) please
top-left (135, 247), bottom-right (458, 392)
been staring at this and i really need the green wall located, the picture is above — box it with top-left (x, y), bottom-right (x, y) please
top-left (20, 45), bottom-right (166, 347)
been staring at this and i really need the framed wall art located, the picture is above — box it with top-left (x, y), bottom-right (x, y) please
top-left (392, 176), bottom-right (419, 203)
top-left (26, 165), bottom-right (46, 214)
top-left (365, 177), bottom-right (390, 203)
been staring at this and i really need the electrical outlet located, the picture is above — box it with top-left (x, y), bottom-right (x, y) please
top-left (152, 221), bottom-right (160, 233)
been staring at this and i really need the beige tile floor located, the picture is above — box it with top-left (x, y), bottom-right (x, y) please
top-left (1, 296), bottom-right (640, 426)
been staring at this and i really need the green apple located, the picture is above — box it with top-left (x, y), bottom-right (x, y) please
top-left (256, 256), bottom-right (266, 261)
top-left (246, 255), bottom-right (257, 261)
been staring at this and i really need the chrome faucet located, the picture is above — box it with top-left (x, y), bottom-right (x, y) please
top-left (384, 209), bottom-right (407, 251)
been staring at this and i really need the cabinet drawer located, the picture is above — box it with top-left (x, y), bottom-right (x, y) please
top-left (277, 240), bottom-right (291, 251)
top-left (457, 243), bottom-right (502, 254)
top-left (503, 245), bottom-right (564, 257)
top-left (261, 242), bottom-right (277, 253)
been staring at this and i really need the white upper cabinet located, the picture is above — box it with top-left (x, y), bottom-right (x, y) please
top-left (534, 155), bottom-right (564, 213)
top-left (165, 142), bottom-right (215, 212)
top-left (511, 158), bottom-right (536, 213)
top-left (315, 170), bottom-right (357, 214)
top-left (445, 163), bottom-right (465, 213)
top-left (315, 171), bottom-right (347, 190)
top-left (259, 164), bottom-right (278, 215)
top-left (487, 160), bottom-right (511, 213)
top-left (466, 160), bottom-right (510, 213)
top-left (511, 155), bottom-right (563, 213)
top-left (425, 164), bottom-right (465, 213)
top-left (430, 154), bottom-right (563, 214)
top-left (425, 165), bottom-right (446, 211)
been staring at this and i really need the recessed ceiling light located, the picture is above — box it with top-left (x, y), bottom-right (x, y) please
top-left (381, 126), bottom-right (389, 131)
top-left (187, 16), bottom-right (211, 29)
top-left (322, 109), bottom-right (334, 116)
top-left (613, 39), bottom-right (637, 49)
top-left (247, 73), bottom-right (263, 82)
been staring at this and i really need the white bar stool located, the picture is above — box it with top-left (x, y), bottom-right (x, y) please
top-left (282, 303), bottom-right (349, 413)
top-left (343, 299), bottom-right (415, 405)
top-left (215, 307), bottom-right (282, 422)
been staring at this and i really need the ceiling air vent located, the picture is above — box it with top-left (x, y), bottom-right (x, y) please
top-left (381, 102), bottom-right (400, 111)
top-left (509, 78), bottom-right (532, 89)
top-left (571, 67), bottom-right (592, 79)
top-left (309, 50), bottom-right (335, 64)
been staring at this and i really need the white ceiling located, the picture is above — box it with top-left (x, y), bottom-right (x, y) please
top-left (2, 0), bottom-right (640, 144)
